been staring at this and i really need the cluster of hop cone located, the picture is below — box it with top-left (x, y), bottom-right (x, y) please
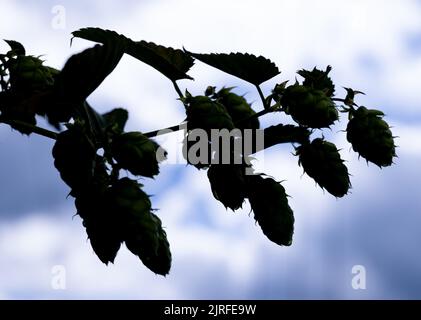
top-left (0, 39), bottom-right (396, 276)
top-left (184, 67), bottom-right (397, 250)
top-left (0, 43), bottom-right (172, 274)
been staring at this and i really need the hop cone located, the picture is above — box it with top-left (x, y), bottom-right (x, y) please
top-left (282, 84), bottom-right (338, 128)
top-left (184, 95), bottom-right (235, 168)
top-left (111, 132), bottom-right (166, 178)
top-left (186, 95), bottom-right (234, 132)
top-left (215, 88), bottom-right (260, 130)
top-left (247, 175), bottom-right (294, 246)
top-left (109, 178), bottom-right (171, 275)
top-left (346, 106), bottom-right (396, 167)
top-left (297, 66), bottom-right (335, 97)
top-left (182, 136), bottom-right (213, 169)
top-left (9, 56), bottom-right (56, 92)
top-left (52, 126), bottom-right (96, 192)
top-left (296, 138), bottom-right (351, 198)
top-left (207, 164), bottom-right (247, 210)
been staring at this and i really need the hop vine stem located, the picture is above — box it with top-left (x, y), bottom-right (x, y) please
top-left (0, 118), bottom-right (58, 140)
top-left (144, 122), bottom-right (187, 138)
top-left (172, 81), bottom-right (185, 102)
top-left (255, 85), bottom-right (269, 110)
top-left (332, 97), bottom-right (359, 107)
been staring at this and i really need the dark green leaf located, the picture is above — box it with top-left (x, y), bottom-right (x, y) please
top-left (126, 41), bottom-right (194, 81)
top-left (72, 27), bottom-right (130, 46)
top-left (55, 42), bottom-right (125, 103)
top-left (72, 27), bottom-right (194, 81)
top-left (186, 51), bottom-right (280, 85)
top-left (46, 42), bottom-right (125, 124)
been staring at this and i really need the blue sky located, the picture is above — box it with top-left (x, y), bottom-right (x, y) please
top-left (0, 0), bottom-right (421, 299)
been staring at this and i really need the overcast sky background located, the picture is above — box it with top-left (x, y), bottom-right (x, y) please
top-left (1, 0), bottom-right (421, 299)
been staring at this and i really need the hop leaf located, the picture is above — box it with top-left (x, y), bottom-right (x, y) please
top-left (207, 164), bottom-right (247, 210)
top-left (48, 41), bottom-right (125, 124)
top-left (127, 41), bottom-right (194, 81)
top-left (213, 88), bottom-right (260, 130)
top-left (72, 27), bottom-right (194, 81)
top-left (296, 138), bottom-right (351, 198)
top-left (56, 43), bottom-right (125, 102)
top-left (282, 84), bottom-right (338, 128)
top-left (347, 106), bottom-right (396, 167)
top-left (186, 51), bottom-right (280, 86)
top-left (247, 175), bottom-right (294, 246)
top-left (111, 132), bottom-right (166, 178)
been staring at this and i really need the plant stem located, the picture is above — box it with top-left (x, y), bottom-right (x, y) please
top-left (255, 84), bottom-right (268, 110)
top-left (332, 97), bottom-right (359, 107)
top-left (172, 81), bottom-right (185, 101)
top-left (144, 122), bottom-right (186, 138)
top-left (0, 119), bottom-right (58, 140)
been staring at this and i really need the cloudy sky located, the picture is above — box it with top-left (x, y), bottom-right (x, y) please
top-left (1, 0), bottom-right (421, 299)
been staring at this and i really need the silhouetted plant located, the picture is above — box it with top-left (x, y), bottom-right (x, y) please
top-left (0, 28), bottom-right (397, 275)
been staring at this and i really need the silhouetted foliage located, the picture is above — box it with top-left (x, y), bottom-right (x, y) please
top-left (0, 28), bottom-right (397, 276)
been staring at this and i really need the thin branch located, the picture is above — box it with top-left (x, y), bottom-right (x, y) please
top-left (144, 122), bottom-right (186, 138)
top-left (255, 84), bottom-right (268, 110)
top-left (0, 119), bottom-right (58, 140)
top-left (172, 81), bottom-right (185, 101)
top-left (332, 97), bottom-right (359, 107)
